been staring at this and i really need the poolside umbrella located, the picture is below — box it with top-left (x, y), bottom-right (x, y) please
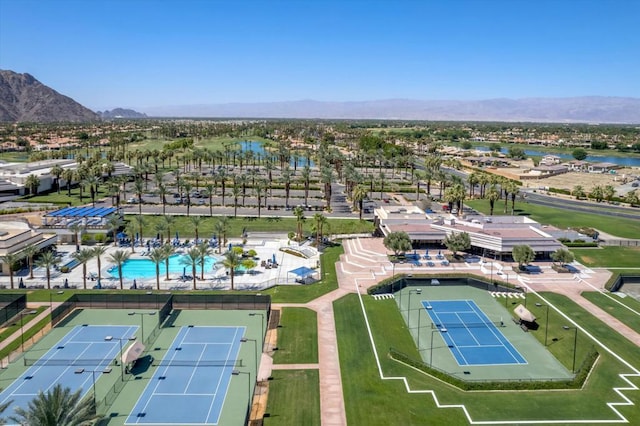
top-left (272, 253), bottom-right (277, 264)
top-left (64, 278), bottom-right (69, 288)
top-left (116, 232), bottom-right (126, 240)
top-left (132, 279), bottom-right (137, 289)
top-left (96, 279), bottom-right (102, 289)
top-left (176, 231), bottom-right (179, 240)
top-left (183, 267), bottom-right (186, 278)
top-left (413, 249), bottom-right (417, 259)
top-left (425, 249), bottom-right (429, 256)
top-left (228, 243), bottom-right (232, 252)
top-left (19, 277), bottom-right (24, 288)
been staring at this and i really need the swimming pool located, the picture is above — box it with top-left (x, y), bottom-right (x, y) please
top-left (108, 254), bottom-right (221, 279)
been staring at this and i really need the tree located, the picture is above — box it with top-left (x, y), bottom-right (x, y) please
top-left (9, 384), bottom-right (98, 426)
top-left (35, 251), bottom-right (60, 290)
top-left (72, 249), bottom-right (94, 290)
top-left (507, 147), bottom-right (526, 160)
top-left (444, 232), bottom-right (471, 258)
top-left (51, 165), bottom-right (64, 194)
top-left (626, 189), bottom-right (639, 207)
top-left (513, 245), bottom-right (535, 269)
top-left (189, 216), bottom-right (203, 243)
top-left (572, 148), bottom-right (588, 161)
top-left (68, 222), bottom-right (85, 252)
top-left (222, 250), bottom-right (242, 290)
top-left (25, 174), bottom-right (40, 196)
top-left (91, 245), bottom-right (108, 282)
top-left (293, 206), bottom-right (306, 241)
top-left (21, 244), bottom-right (39, 280)
top-left (162, 216), bottom-right (176, 243)
top-left (108, 249), bottom-right (130, 290)
top-left (106, 215), bottom-right (124, 246)
top-left (572, 185), bottom-right (586, 200)
top-left (62, 168), bottom-right (74, 196)
top-left (352, 185), bottom-right (369, 220)
top-left (149, 248), bottom-right (165, 290)
top-left (0, 253), bottom-right (20, 289)
top-left (383, 231), bottom-right (412, 258)
top-left (551, 248), bottom-right (574, 267)
top-left (180, 247), bottom-right (200, 290)
top-left (590, 185), bottom-right (604, 202)
top-left (603, 185), bottom-right (616, 204)
top-left (161, 244), bottom-right (175, 281)
top-left (487, 184), bottom-right (500, 216)
top-left (313, 213), bottom-right (328, 246)
top-left (196, 243), bottom-right (212, 280)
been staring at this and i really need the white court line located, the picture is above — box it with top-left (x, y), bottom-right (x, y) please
top-left (357, 279), bottom-right (639, 424)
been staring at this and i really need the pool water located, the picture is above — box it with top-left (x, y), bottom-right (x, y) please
top-left (108, 254), bottom-right (221, 279)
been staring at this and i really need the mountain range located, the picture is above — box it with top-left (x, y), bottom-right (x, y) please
top-left (1, 69), bottom-right (640, 123)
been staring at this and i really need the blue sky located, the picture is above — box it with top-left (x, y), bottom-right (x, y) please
top-left (1, 0), bottom-right (638, 110)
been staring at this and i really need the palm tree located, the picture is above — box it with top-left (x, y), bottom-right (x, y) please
top-left (180, 247), bottom-right (200, 290)
top-left (133, 178), bottom-right (145, 216)
top-left (149, 248), bottom-right (165, 290)
top-left (0, 253), bottom-right (20, 289)
top-left (352, 185), bottom-right (368, 220)
top-left (68, 222), bottom-right (85, 252)
top-left (134, 215), bottom-right (145, 245)
top-left (21, 243), bottom-right (39, 280)
top-left (62, 168), bottom-right (74, 196)
top-left (161, 244), bottom-right (175, 281)
top-left (231, 185), bottom-right (241, 217)
top-left (572, 185), bottom-right (586, 200)
top-left (487, 184), bottom-right (500, 216)
top-left (106, 215), bottom-right (124, 246)
top-left (72, 248), bottom-right (94, 290)
top-left (154, 220), bottom-right (167, 244)
top-left (9, 384), bottom-right (98, 426)
top-left (603, 185), bottom-right (616, 204)
top-left (312, 213), bottom-right (328, 246)
top-left (84, 175), bottom-right (101, 207)
top-left (108, 249), bottom-right (130, 290)
top-left (35, 251), bottom-right (60, 290)
top-left (125, 220), bottom-right (138, 253)
top-left (162, 216), bottom-right (176, 243)
top-left (189, 216), bottom-right (203, 243)
top-left (626, 189), bottom-right (639, 207)
top-left (293, 206), bottom-right (306, 242)
top-left (222, 250), bottom-right (242, 290)
top-left (25, 174), bottom-right (40, 196)
top-left (91, 245), bottom-right (108, 282)
top-left (196, 243), bottom-right (212, 280)
top-left (50, 164), bottom-right (64, 194)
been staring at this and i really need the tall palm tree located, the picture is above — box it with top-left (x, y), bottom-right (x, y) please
top-left (157, 182), bottom-right (169, 215)
top-left (231, 185), bottom-right (241, 217)
top-left (133, 178), bottom-right (145, 217)
top-left (487, 184), bottom-right (500, 216)
top-left (161, 244), bottom-right (175, 281)
top-left (189, 216), bottom-right (203, 243)
top-left (352, 185), bottom-right (368, 220)
top-left (91, 245), bottom-right (108, 282)
top-left (108, 249), bottom-right (130, 290)
top-left (50, 164), bottom-right (64, 194)
top-left (68, 222), bottom-right (85, 252)
top-left (106, 215), bottom-right (124, 246)
top-left (134, 215), bottom-right (145, 245)
top-left (293, 206), bottom-right (306, 242)
top-left (197, 243), bottom-right (212, 280)
top-left (162, 216), bottom-right (176, 243)
top-left (35, 251), bottom-right (60, 290)
top-left (222, 250), bottom-right (242, 291)
top-left (25, 174), bottom-right (40, 196)
top-left (312, 213), bottom-right (328, 246)
top-left (72, 248), bottom-right (94, 290)
top-left (0, 253), bottom-right (20, 289)
top-left (214, 220), bottom-right (226, 254)
top-left (62, 168), bottom-right (74, 197)
top-left (154, 221), bottom-right (167, 244)
top-left (149, 248), bottom-right (165, 290)
top-left (180, 247), bottom-right (200, 290)
top-left (21, 243), bottom-right (39, 280)
top-left (9, 384), bottom-right (98, 426)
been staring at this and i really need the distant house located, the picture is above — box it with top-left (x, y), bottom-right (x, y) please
top-left (531, 164), bottom-right (568, 177)
top-left (566, 160), bottom-right (588, 172)
top-left (540, 155), bottom-right (561, 165)
top-left (588, 162), bottom-right (619, 173)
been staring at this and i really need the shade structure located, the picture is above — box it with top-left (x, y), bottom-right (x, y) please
top-left (272, 253), bottom-right (277, 263)
top-left (289, 266), bottom-right (315, 278)
top-left (122, 340), bottom-right (145, 364)
top-left (514, 304), bottom-right (536, 323)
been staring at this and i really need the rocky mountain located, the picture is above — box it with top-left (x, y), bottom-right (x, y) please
top-left (0, 70), bottom-right (99, 123)
top-left (144, 97), bottom-right (640, 124)
top-left (98, 108), bottom-right (147, 119)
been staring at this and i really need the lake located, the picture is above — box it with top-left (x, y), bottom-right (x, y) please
top-left (240, 140), bottom-right (315, 167)
top-left (475, 147), bottom-right (640, 167)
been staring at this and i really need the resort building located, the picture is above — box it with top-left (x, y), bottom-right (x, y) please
top-left (0, 220), bottom-right (58, 276)
top-left (374, 206), bottom-right (563, 260)
top-left (40, 206), bottom-right (120, 244)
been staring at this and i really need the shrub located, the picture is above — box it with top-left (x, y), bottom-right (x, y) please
top-left (81, 234), bottom-right (93, 244)
top-left (60, 266), bottom-right (69, 273)
top-left (94, 233), bottom-right (106, 243)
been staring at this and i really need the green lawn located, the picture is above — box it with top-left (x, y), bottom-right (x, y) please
top-left (334, 291), bottom-right (640, 424)
top-left (465, 199), bottom-right (640, 239)
top-left (24, 187), bottom-right (111, 207)
top-left (272, 308), bottom-right (318, 364)
top-left (580, 292), bottom-right (640, 334)
top-left (571, 246), bottom-right (640, 268)
top-left (263, 369), bottom-right (320, 426)
top-left (129, 215), bottom-right (373, 240)
top-left (263, 245), bottom-right (342, 303)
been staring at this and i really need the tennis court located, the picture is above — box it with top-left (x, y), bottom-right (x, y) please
top-left (125, 325), bottom-right (245, 425)
top-left (424, 299), bottom-right (527, 366)
top-left (0, 325), bottom-right (138, 418)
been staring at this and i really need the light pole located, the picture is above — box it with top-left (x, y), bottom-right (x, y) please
top-left (105, 335), bottom-right (136, 381)
top-left (416, 307), bottom-right (423, 349)
top-left (516, 286), bottom-right (527, 307)
top-left (430, 327), bottom-right (447, 367)
top-left (232, 369), bottom-right (252, 405)
top-left (49, 290), bottom-right (64, 312)
top-left (128, 311), bottom-right (156, 343)
top-left (563, 325), bottom-right (578, 373)
top-left (249, 312), bottom-right (265, 345)
top-left (535, 303), bottom-right (549, 346)
top-left (19, 310), bottom-right (38, 352)
top-left (241, 337), bottom-right (258, 381)
top-left (407, 289), bottom-right (422, 325)
top-left (74, 367), bottom-right (111, 413)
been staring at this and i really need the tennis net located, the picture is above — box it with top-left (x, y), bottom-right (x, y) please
top-left (24, 358), bottom-right (243, 368)
top-left (431, 320), bottom-right (504, 329)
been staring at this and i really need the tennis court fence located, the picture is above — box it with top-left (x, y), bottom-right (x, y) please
top-left (0, 293), bottom-right (27, 326)
top-left (430, 320), bottom-right (505, 329)
top-left (24, 358), bottom-right (244, 368)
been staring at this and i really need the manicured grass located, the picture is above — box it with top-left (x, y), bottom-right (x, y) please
top-left (272, 308), bottom-right (318, 364)
top-left (263, 245), bottom-right (341, 303)
top-left (572, 246), bottom-right (640, 268)
top-left (580, 292), bottom-right (640, 334)
top-left (334, 291), bottom-right (640, 424)
top-left (465, 199), bottom-right (640, 239)
top-left (129, 215), bottom-right (373, 240)
top-left (263, 369), bottom-right (320, 426)
top-left (0, 307), bottom-right (49, 360)
top-left (24, 187), bottom-right (111, 207)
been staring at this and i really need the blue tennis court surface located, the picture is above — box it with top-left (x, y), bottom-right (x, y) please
top-left (0, 325), bottom-right (138, 418)
top-left (126, 326), bottom-right (245, 425)
top-left (423, 300), bottom-right (527, 366)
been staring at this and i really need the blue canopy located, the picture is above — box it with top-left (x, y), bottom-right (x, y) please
top-left (289, 266), bottom-right (315, 278)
